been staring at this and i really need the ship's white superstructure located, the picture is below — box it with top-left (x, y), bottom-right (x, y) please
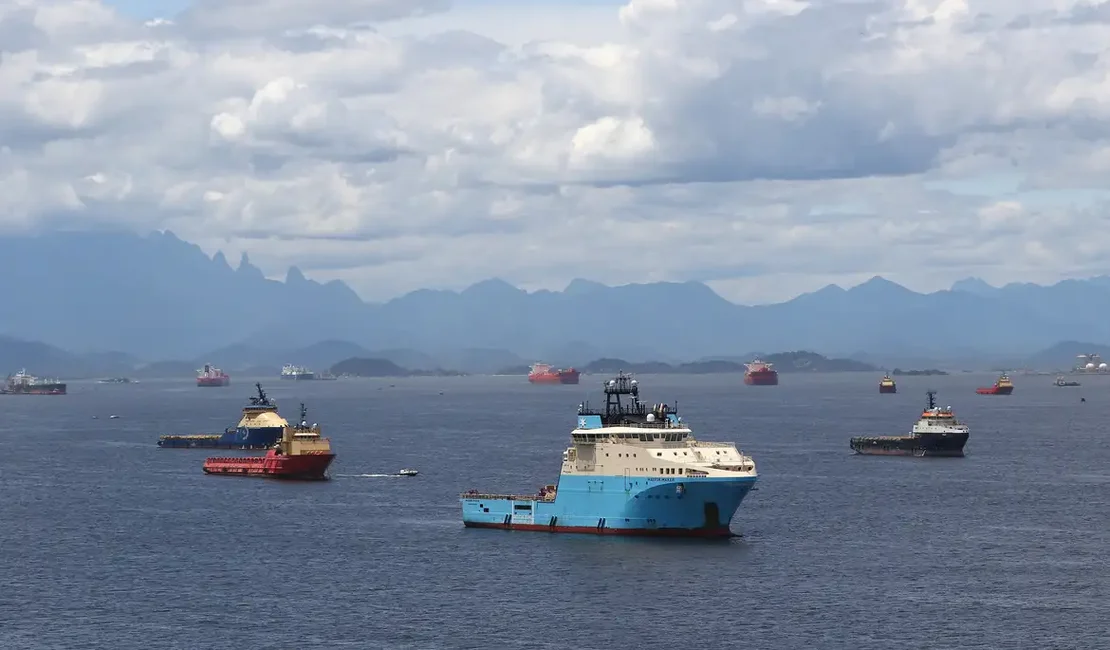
top-left (561, 418), bottom-right (756, 480)
top-left (910, 404), bottom-right (969, 435)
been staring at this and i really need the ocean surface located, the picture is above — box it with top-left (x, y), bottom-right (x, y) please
top-left (2, 372), bottom-right (1108, 649)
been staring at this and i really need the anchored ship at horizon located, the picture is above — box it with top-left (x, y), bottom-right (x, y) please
top-left (196, 363), bottom-right (230, 387)
top-left (460, 372), bottom-right (758, 537)
top-left (528, 362), bottom-right (580, 384)
top-left (1, 369), bottom-right (66, 395)
top-left (280, 364), bottom-right (336, 381)
top-left (976, 372), bottom-right (1013, 395)
top-left (879, 374), bottom-right (896, 394)
top-left (850, 390), bottom-right (970, 457)
top-left (1073, 353), bottom-right (1108, 374)
top-left (744, 360), bottom-right (778, 386)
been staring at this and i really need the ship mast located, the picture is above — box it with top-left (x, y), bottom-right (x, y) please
top-left (250, 382), bottom-right (273, 407)
top-left (926, 390), bottom-right (937, 410)
top-left (603, 372), bottom-right (639, 415)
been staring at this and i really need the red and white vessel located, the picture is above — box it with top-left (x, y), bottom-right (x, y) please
top-left (528, 362), bottom-right (580, 385)
top-left (975, 372), bottom-right (1013, 395)
top-left (744, 360), bottom-right (779, 386)
top-left (196, 363), bottom-right (230, 387)
top-left (203, 403), bottom-right (335, 480)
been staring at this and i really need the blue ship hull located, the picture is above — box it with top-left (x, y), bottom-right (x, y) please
top-left (460, 473), bottom-right (757, 537)
top-left (157, 426), bottom-right (284, 449)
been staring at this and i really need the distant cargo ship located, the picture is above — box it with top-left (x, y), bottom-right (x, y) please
top-left (197, 363), bottom-right (230, 387)
top-left (203, 403), bottom-right (335, 480)
top-left (528, 363), bottom-right (580, 385)
top-left (1, 369), bottom-right (66, 395)
top-left (158, 383), bottom-right (287, 449)
top-left (280, 364), bottom-right (337, 381)
top-left (744, 360), bottom-right (778, 386)
top-left (461, 372), bottom-right (758, 537)
top-left (975, 373), bottom-right (1014, 395)
top-left (878, 374), bottom-right (896, 394)
top-left (850, 391), bottom-right (969, 457)
top-left (97, 377), bottom-right (136, 384)
top-left (281, 364), bottom-right (315, 380)
top-left (1073, 353), bottom-right (1108, 373)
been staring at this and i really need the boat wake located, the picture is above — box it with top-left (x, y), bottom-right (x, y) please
top-left (336, 473), bottom-right (407, 478)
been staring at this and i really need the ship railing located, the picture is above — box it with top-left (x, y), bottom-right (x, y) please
top-left (691, 441), bottom-right (734, 448)
top-left (709, 463), bottom-right (756, 473)
top-left (579, 420), bottom-right (689, 430)
top-left (459, 492), bottom-right (556, 502)
top-left (204, 454), bottom-right (266, 461)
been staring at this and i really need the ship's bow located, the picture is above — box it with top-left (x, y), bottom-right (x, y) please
top-left (623, 475), bottom-right (758, 536)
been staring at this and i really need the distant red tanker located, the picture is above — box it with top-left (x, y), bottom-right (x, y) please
top-left (528, 363), bottom-right (580, 385)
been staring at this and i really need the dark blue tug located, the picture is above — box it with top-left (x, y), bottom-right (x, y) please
top-left (158, 383), bottom-right (288, 449)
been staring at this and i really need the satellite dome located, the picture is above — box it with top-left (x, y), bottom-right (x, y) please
top-left (608, 379), bottom-right (616, 387)
top-left (630, 379), bottom-right (638, 386)
top-left (646, 413), bottom-right (655, 422)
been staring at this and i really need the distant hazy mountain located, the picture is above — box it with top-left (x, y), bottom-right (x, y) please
top-left (0, 230), bottom-right (366, 359)
top-left (0, 335), bottom-right (138, 378)
top-left (5, 230), bottom-right (1110, 364)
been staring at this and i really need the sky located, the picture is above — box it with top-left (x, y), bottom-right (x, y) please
top-left (3, 0), bottom-right (1110, 304)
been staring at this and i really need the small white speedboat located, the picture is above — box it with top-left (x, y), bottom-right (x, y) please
top-left (398, 468), bottom-right (418, 477)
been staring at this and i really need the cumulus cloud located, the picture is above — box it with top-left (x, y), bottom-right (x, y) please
top-left (2, 0), bottom-right (1110, 302)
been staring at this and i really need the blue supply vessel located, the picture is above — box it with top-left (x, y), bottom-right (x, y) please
top-left (460, 372), bottom-right (758, 537)
top-left (158, 383), bottom-right (288, 449)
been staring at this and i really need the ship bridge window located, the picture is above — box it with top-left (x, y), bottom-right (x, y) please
top-left (513, 504), bottom-right (532, 511)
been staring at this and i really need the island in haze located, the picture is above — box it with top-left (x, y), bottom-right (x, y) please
top-left (330, 357), bottom-right (466, 378)
top-left (496, 351), bottom-right (877, 376)
top-left (891, 368), bottom-right (950, 376)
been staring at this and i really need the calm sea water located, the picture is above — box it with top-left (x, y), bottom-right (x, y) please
top-left (1, 373), bottom-right (1107, 649)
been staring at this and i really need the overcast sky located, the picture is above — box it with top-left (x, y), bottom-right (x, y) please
top-left (3, 0), bottom-right (1109, 304)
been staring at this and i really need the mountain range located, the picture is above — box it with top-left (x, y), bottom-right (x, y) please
top-left (3, 229), bottom-right (1110, 371)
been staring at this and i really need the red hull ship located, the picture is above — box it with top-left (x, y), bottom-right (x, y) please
top-left (203, 403), bottom-right (335, 480)
top-left (976, 373), bottom-right (1014, 395)
top-left (744, 360), bottom-right (779, 386)
top-left (528, 363), bottom-right (580, 385)
top-left (197, 363), bottom-right (230, 387)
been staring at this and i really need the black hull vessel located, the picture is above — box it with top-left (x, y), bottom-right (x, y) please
top-left (849, 433), bottom-right (969, 457)
top-left (851, 390), bottom-right (969, 458)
